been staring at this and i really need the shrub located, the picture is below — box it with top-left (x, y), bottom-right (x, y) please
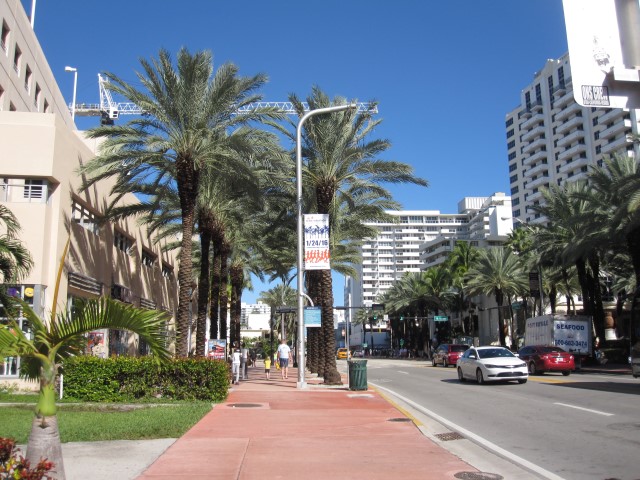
top-left (0, 437), bottom-right (54, 480)
top-left (62, 356), bottom-right (229, 402)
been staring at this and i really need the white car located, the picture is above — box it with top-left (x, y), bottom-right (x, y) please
top-left (457, 346), bottom-right (528, 384)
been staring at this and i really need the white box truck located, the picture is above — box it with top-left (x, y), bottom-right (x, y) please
top-left (524, 315), bottom-right (592, 356)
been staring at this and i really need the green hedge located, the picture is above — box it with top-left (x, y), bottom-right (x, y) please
top-left (62, 356), bottom-right (230, 402)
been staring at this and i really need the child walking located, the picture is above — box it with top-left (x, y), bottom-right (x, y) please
top-left (264, 356), bottom-right (271, 380)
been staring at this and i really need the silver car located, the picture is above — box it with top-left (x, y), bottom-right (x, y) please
top-left (457, 346), bottom-right (528, 384)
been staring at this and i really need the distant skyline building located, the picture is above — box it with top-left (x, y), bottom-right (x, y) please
top-left (345, 193), bottom-right (512, 312)
top-left (505, 52), bottom-right (640, 225)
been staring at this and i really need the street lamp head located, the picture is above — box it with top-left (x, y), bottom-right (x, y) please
top-left (64, 66), bottom-right (77, 72)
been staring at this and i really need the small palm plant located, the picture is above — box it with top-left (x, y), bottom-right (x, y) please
top-left (0, 242), bottom-right (171, 480)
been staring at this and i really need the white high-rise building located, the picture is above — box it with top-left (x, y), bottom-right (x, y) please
top-left (346, 193), bottom-right (512, 310)
top-left (505, 53), bottom-right (640, 225)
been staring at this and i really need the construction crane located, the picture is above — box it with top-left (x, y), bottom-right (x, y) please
top-left (70, 74), bottom-right (377, 124)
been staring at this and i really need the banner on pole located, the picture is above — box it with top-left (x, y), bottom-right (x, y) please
top-left (207, 339), bottom-right (226, 359)
top-left (304, 214), bottom-right (330, 270)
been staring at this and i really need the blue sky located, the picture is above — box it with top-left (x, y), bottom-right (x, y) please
top-left (25, 0), bottom-right (569, 303)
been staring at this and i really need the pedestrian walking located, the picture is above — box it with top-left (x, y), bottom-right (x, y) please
top-left (241, 343), bottom-right (249, 380)
top-left (250, 349), bottom-right (257, 368)
top-left (231, 347), bottom-right (241, 385)
top-left (264, 356), bottom-right (271, 380)
top-left (277, 339), bottom-right (292, 380)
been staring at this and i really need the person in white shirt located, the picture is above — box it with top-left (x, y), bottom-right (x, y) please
top-left (277, 339), bottom-right (292, 380)
top-left (232, 347), bottom-right (241, 385)
top-left (241, 343), bottom-right (249, 380)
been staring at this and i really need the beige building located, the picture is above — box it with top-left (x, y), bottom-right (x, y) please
top-left (0, 0), bottom-right (178, 380)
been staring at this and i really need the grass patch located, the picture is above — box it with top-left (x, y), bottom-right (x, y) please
top-left (0, 403), bottom-right (212, 444)
top-left (0, 393), bottom-right (38, 403)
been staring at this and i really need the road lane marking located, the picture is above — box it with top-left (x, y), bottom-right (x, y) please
top-left (554, 402), bottom-right (614, 416)
top-left (528, 377), bottom-right (570, 384)
top-left (397, 371), bottom-right (409, 375)
top-left (370, 382), bottom-right (565, 480)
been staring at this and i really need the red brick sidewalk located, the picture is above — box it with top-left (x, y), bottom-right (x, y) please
top-left (137, 363), bottom-right (480, 479)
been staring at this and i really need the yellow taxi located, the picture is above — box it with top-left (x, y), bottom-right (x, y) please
top-left (336, 348), bottom-right (351, 360)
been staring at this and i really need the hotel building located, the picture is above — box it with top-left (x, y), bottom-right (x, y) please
top-left (0, 0), bottom-right (178, 379)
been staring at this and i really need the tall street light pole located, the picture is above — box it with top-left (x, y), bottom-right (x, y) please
top-left (64, 66), bottom-right (77, 124)
top-left (296, 103), bottom-right (356, 389)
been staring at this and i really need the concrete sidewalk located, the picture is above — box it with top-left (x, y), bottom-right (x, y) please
top-left (135, 363), bottom-right (493, 480)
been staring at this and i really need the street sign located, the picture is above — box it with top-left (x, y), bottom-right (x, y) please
top-left (434, 316), bottom-right (448, 322)
top-left (563, 0), bottom-right (640, 108)
top-left (372, 303), bottom-right (385, 312)
top-left (529, 271), bottom-right (540, 298)
top-left (399, 339), bottom-right (404, 346)
top-left (304, 306), bottom-right (321, 328)
top-left (276, 306), bottom-right (296, 314)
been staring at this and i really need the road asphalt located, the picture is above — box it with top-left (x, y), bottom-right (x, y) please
top-left (35, 360), bottom-right (633, 479)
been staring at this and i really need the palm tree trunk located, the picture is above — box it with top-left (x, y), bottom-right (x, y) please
top-left (588, 253), bottom-right (606, 345)
top-left (175, 160), bottom-right (200, 357)
top-left (627, 226), bottom-right (640, 289)
top-left (209, 248), bottom-right (221, 340)
top-left (195, 225), bottom-right (211, 357)
top-left (27, 376), bottom-right (65, 479)
top-left (575, 259), bottom-right (592, 315)
top-left (230, 265), bottom-right (243, 346)
top-left (26, 415), bottom-right (65, 480)
top-left (219, 249), bottom-right (230, 351)
top-left (495, 290), bottom-right (506, 347)
top-left (307, 270), bottom-right (321, 375)
top-left (320, 269), bottom-right (341, 384)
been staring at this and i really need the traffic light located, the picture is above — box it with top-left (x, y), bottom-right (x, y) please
top-left (373, 315), bottom-right (377, 321)
top-left (400, 315), bottom-right (404, 321)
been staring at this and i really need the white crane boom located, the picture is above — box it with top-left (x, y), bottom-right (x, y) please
top-left (70, 74), bottom-right (377, 122)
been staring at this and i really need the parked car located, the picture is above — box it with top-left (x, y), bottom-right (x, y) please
top-left (432, 344), bottom-right (470, 367)
top-left (336, 348), bottom-right (351, 360)
top-left (517, 345), bottom-right (575, 376)
top-left (457, 346), bottom-right (528, 384)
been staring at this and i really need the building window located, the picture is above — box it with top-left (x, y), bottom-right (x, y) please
top-left (506, 129), bottom-right (514, 139)
top-left (510, 174), bottom-right (518, 184)
top-left (24, 65), bottom-right (31, 92)
top-left (525, 91), bottom-right (531, 109)
top-left (511, 185), bottom-right (519, 194)
top-left (34, 83), bottom-right (41, 110)
top-left (72, 200), bottom-right (99, 235)
top-left (558, 66), bottom-right (565, 89)
top-left (592, 117), bottom-right (598, 126)
top-left (23, 179), bottom-right (43, 200)
top-left (513, 209), bottom-right (521, 218)
top-left (114, 230), bottom-right (133, 254)
top-left (512, 198), bottom-right (520, 206)
top-left (141, 249), bottom-right (156, 268)
top-left (509, 163), bottom-right (517, 172)
top-left (596, 145), bottom-right (602, 154)
top-left (43, 99), bottom-right (49, 113)
top-left (507, 140), bottom-right (515, 149)
top-left (506, 118), bottom-right (513, 127)
top-left (13, 44), bottom-right (21, 74)
top-left (0, 21), bottom-right (9, 54)
top-left (162, 263), bottom-right (173, 279)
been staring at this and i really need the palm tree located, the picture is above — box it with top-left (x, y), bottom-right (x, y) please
top-left (446, 241), bottom-right (479, 334)
top-left (79, 48), bottom-right (279, 357)
top-left (0, 245), bottom-right (170, 480)
top-left (278, 87), bottom-right (428, 384)
top-left (464, 247), bottom-right (528, 346)
top-left (0, 205), bottom-right (33, 284)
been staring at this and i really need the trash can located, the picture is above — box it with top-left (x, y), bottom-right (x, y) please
top-left (348, 359), bottom-right (368, 391)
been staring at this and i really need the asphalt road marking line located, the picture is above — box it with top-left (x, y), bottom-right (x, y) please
top-left (370, 382), bottom-right (565, 480)
top-left (528, 377), bottom-right (570, 384)
top-left (397, 371), bottom-right (409, 375)
top-left (554, 402), bottom-right (614, 416)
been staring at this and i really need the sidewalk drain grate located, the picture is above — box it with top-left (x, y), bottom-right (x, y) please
top-left (435, 432), bottom-right (465, 441)
top-left (228, 403), bottom-right (262, 408)
top-left (454, 472), bottom-right (503, 480)
top-left (387, 417), bottom-right (412, 422)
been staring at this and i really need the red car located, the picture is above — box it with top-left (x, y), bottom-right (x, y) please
top-left (517, 345), bottom-right (575, 376)
top-left (432, 344), bottom-right (470, 368)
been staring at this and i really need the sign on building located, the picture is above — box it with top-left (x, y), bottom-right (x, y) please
top-left (563, 0), bottom-right (640, 108)
top-left (304, 214), bottom-right (330, 270)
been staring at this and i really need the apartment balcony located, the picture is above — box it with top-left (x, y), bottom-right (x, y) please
top-left (601, 135), bottom-right (632, 155)
top-left (527, 189), bottom-right (543, 202)
top-left (598, 120), bottom-right (630, 140)
top-left (526, 161), bottom-right (549, 177)
top-left (553, 89), bottom-right (574, 109)
top-left (520, 111), bottom-right (544, 130)
top-left (554, 102), bottom-right (582, 123)
top-left (522, 124), bottom-right (546, 143)
top-left (523, 149), bottom-right (549, 167)
top-left (522, 136), bottom-right (547, 154)
top-left (557, 142), bottom-right (587, 162)
top-left (555, 114), bottom-right (584, 135)
top-left (556, 128), bottom-right (585, 149)
top-left (598, 108), bottom-right (626, 124)
top-left (559, 156), bottom-right (590, 174)
top-left (527, 174), bottom-right (550, 190)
